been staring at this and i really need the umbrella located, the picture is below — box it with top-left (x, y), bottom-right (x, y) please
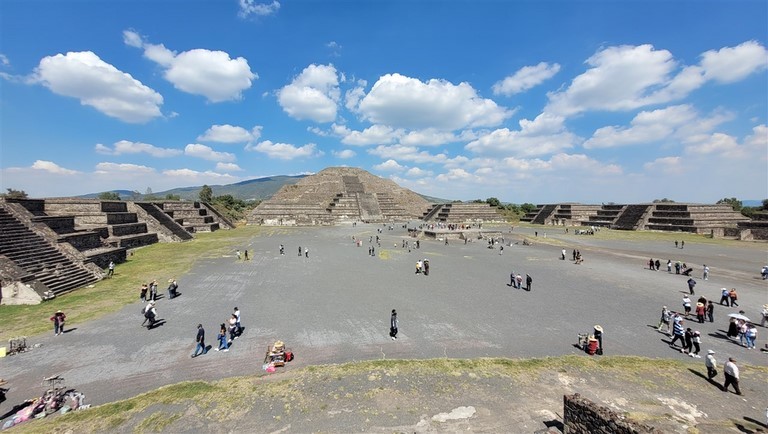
top-left (728, 313), bottom-right (750, 321)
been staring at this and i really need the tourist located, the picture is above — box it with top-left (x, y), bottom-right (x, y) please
top-left (228, 314), bottom-right (238, 343)
top-left (675, 262), bottom-right (681, 274)
top-left (499, 245), bottom-right (503, 255)
top-left (738, 321), bottom-right (748, 347)
top-left (509, 271), bottom-right (516, 287)
top-left (305, 248), bottom-right (309, 258)
top-left (279, 244), bottom-right (284, 255)
top-left (761, 304), bottom-right (768, 327)
top-left (244, 249), bottom-right (249, 261)
top-left (687, 277), bottom-right (696, 295)
top-left (723, 358), bottom-right (742, 395)
top-left (681, 240), bottom-right (685, 249)
top-left (667, 260), bottom-right (672, 273)
top-left (648, 258), bottom-right (655, 270)
top-left (215, 323), bottom-right (229, 352)
top-left (682, 295), bottom-right (692, 317)
top-left (50, 310), bottom-right (66, 336)
top-left (683, 328), bottom-right (694, 354)
top-left (192, 324), bottom-right (206, 358)
top-left (669, 314), bottom-right (685, 350)
top-left (423, 259), bottom-right (430, 276)
top-left (658, 306), bottom-right (671, 333)
top-left (745, 323), bottom-right (757, 349)
top-left (705, 350), bottom-right (717, 380)
top-left (415, 260), bottom-right (422, 274)
top-left (702, 264), bottom-right (709, 280)
top-left (167, 278), bottom-right (179, 299)
top-left (143, 301), bottom-right (157, 329)
top-left (516, 273), bottom-right (523, 289)
top-left (695, 302), bottom-right (706, 324)
top-left (562, 249), bottom-right (567, 260)
top-left (526, 274), bottom-right (533, 291)
top-left (107, 261), bottom-right (115, 278)
top-left (298, 246), bottom-right (302, 256)
top-left (655, 259), bottom-right (660, 271)
top-left (572, 249), bottom-right (577, 261)
top-left (706, 301), bottom-right (715, 323)
top-left (675, 240), bottom-right (678, 248)
top-left (728, 288), bottom-right (739, 307)
top-left (235, 250), bottom-right (241, 260)
top-left (727, 317), bottom-right (739, 339)
top-left (690, 330), bottom-right (701, 358)
top-left (233, 307), bottom-right (242, 335)
top-left (389, 309), bottom-right (398, 340)
top-left (593, 325), bottom-right (603, 355)
top-left (140, 283), bottom-right (148, 302)
top-left (719, 288), bottom-right (730, 306)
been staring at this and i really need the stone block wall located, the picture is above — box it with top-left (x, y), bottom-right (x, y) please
top-left (563, 394), bottom-right (663, 434)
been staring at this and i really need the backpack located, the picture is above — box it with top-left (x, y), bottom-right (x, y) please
top-left (285, 351), bottom-right (294, 362)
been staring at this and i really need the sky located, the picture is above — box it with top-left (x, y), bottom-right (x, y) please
top-left (1, 0), bottom-right (766, 204)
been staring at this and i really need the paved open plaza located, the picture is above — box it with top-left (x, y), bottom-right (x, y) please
top-left (1, 223), bottom-right (766, 415)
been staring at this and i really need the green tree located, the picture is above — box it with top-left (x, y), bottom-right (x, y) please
top-left (520, 203), bottom-right (537, 214)
top-left (716, 197), bottom-right (742, 211)
top-left (653, 198), bottom-right (675, 203)
top-left (98, 191), bottom-right (121, 200)
top-left (485, 197), bottom-right (501, 207)
top-left (199, 185), bottom-right (213, 202)
top-left (1, 188), bottom-right (28, 199)
top-left (165, 193), bottom-right (181, 200)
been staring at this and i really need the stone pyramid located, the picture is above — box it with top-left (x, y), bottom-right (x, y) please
top-left (248, 167), bottom-right (431, 225)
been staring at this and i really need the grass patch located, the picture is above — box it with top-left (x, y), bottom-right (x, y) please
top-left (0, 226), bottom-right (269, 342)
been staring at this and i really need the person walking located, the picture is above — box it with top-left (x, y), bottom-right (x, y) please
top-left (298, 246), bottom-right (302, 256)
top-left (167, 278), bottom-right (179, 299)
top-left (389, 309), bottom-right (398, 340)
top-left (235, 250), bottom-right (241, 261)
top-left (305, 248), bottom-right (309, 258)
top-left (50, 310), bottom-right (66, 336)
top-left (526, 274), bottom-right (532, 291)
top-left (687, 278), bottom-right (696, 295)
top-left (648, 258), bottom-right (655, 270)
top-left (669, 314), bottom-right (685, 350)
top-left (723, 358), bottom-right (742, 395)
top-left (143, 301), bottom-right (157, 328)
top-left (761, 304), bottom-right (768, 327)
top-left (690, 331), bottom-right (702, 357)
top-left (667, 260), bottom-right (672, 273)
top-left (215, 323), bottom-right (229, 352)
top-left (516, 273), bottom-right (523, 289)
top-left (228, 314), bottom-right (238, 343)
top-left (683, 328), bottom-right (694, 355)
top-left (655, 259), bottom-right (660, 271)
top-left (728, 288), bottom-right (739, 307)
top-left (706, 301), bottom-right (715, 323)
top-left (233, 307), bottom-right (242, 335)
top-left (107, 261), bottom-right (115, 278)
top-left (244, 249), bottom-right (249, 261)
top-left (719, 288), bottom-right (730, 306)
top-left (279, 244), bottom-right (285, 255)
top-left (682, 295), bottom-right (692, 317)
top-left (702, 265), bottom-right (709, 280)
top-left (423, 259), bottom-right (430, 276)
top-left (705, 350), bottom-right (717, 380)
top-left (745, 323), bottom-right (757, 349)
top-left (149, 280), bottom-right (158, 302)
top-left (658, 306), bottom-right (671, 333)
top-left (192, 324), bottom-right (206, 358)
top-left (140, 283), bottom-right (148, 302)
top-left (509, 271), bottom-right (516, 287)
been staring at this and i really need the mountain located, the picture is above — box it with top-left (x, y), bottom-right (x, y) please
top-left (154, 175), bottom-right (308, 201)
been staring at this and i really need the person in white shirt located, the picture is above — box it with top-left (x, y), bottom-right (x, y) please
top-left (723, 357), bottom-right (742, 395)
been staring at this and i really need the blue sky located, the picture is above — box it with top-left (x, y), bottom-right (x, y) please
top-left (1, 0), bottom-right (766, 203)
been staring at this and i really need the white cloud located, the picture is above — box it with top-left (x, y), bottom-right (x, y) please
top-left (344, 79), bottom-right (367, 111)
top-left (700, 40), bottom-right (768, 83)
top-left (436, 168), bottom-right (475, 182)
top-left (277, 64), bottom-right (340, 122)
top-left (465, 112), bottom-right (578, 157)
top-left (584, 105), bottom-right (698, 149)
top-left (31, 160), bottom-right (80, 175)
top-left (29, 51), bottom-right (163, 123)
top-left (248, 140), bottom-right (321, 160)
top-left (493, 62), bottom-right (561, 96)
top-left (333, 149), bottom-right (356, 159)
top-left (683, 125), bottom-right (768, 160)
top-left (162, 168), bottom-right (239, 182)
top-left (368, 144), bottom-right (449, 164)
top-left (374, 159), bottom-right (405, 172)
top-left (399, 129), bottom-right (461, 147)
top-left (197, 124), bottom-right (262, 143)
top-left (333, 123), bottom-right (401, 146)
top-left (215, 162), bottom-right (243, 172)
top-left (238, 0), bottom-right (280, 18)
top-left (94, 162), bottom-right (156, 174)
top-left (184, 144), bottom-right (236, 162)
top-left (326, 41), bottom-right (342, 57)
top-left (94, 140), bottom-right (182, 157)
top-left (643, 156), bottom-right (682, 173)
top-left (405, 167), bottom-right (433, 177)
top-left (0, 54), bottom-right (9, 66)
top-left (124, 30), bottom-right (256, 103)
top-left (357, 73), bottom-right (512, 130)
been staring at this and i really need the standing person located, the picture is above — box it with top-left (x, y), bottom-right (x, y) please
top-left (682, 295), bottom-right (692, 317)
top-left (215, 323), bottom-right (229, 352)
top-left (728, 288), bottom-right (739, 307)
top-left (415, 260), bottom-right (422, 274)
top-left (305, 248), bottom-right (309, 258)
top-left (167, 278), bottom-right (178, 299)
top-left (683, 328), bottom-right (694, 354)
top-left (107, 261), bottom-right (115, 278)
top-left (144, 301), bottom-right (157, 328)
top-left (719, 288), bottom-right (730, 306)
top-left (658, 306), bottom-right (671, 332)
top-left (705, 350), bottom-right (718, 380)
top-left (669, 314), bottom-right (685, 349)
top-left (228, 315), bottom-right (238, 343)
top-left (681, 240), bottom-right (684, 249)
top-left (572, 249), bottom-right (577, 261)
top-left (510, 271), bottom-right (516, 287)
top-left (140, 283), bottom-right (148, 302)
top-left (562, 249), bottom-right (567, 260)
top-left (279, 244), bottom-right (285, 255)
top-left (423, 259), bottom-right (430, 276)
top-left (675, 240), bottom-right (679, 248)
top-left (745, 323), bottom-right (757, 349)
top-left (235, 250), bottom-right (241, 261)
top-left (702, 264), bottom-right (709, 280)
top-left (516, 273), bottom-right (523, 289)
top-left (389, 309), bottom-right (398, 340)
top-left (149, 280), bottom-right (158, 302)
top-left (706, 301), bottom-right (715, 323)
top-left (526, 274), bottom-right (532, 291)
top-left (233, 307), bottom-right (242, 335)
top-left (244, 249), bottom-right (249, 261)
top-left (298, 246), bottom-right (302, 256)
top-left (690, 331), bottom-right (702, 358)
top-left (667, 260), bottom-right (672, 273)
top-left (655, 259), bottom-right (660, 271)
top-left (593, 325), bottom-right (603, 355)
top-left (687, 278), bottom-right (696, 295)
top-left (723, 358), bottom-right (742, 395)
top-left (649, 258), bottom-right (655, 270)
top-left (50, 310), bottom-right (66, 336)
top-left (192, 324), bottom-right (206, 358)
top-left (695, 302), bottom-right (706, 324)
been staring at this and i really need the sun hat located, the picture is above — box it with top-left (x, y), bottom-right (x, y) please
top-left (708, 350), bottom-right (715, 354)
top-left (594, 325), bottom-right (603, 332)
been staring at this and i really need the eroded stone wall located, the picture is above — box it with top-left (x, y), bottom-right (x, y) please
top-left (563, 394), bottom-right (663, 434)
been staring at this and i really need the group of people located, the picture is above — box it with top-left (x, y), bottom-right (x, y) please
top-left (718, 288), bottom-right (739, 307)
top-left (665, 309), bottom-right (704, 357)
top-left (726, 317), bottom-right (758, 349)
top-left (192, 307), bottom-right (243, 357)
top-left (415, 259), bottom-right (430, 275)
top-left (140, 278), bottom-right (179, 302)
top-left (508, 271), bottom-right (532, 290)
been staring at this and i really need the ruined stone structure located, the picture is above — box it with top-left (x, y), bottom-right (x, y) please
top-left (521, 202), bottom-right (750, 237)
top-left (249, 167), bottom-right (431, 225)
top-left (563, 394), bottom-right (663, 434)
top-left (422, 203), bottom-right (502, 223)
top-left (0, 198), bottom-right (233, 303)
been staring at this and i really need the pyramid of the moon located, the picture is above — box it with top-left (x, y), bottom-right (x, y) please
top-left (247, 167), bottom-right (431, 225)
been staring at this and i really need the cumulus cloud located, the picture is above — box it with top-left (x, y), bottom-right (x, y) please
top-left (643, 156), bottom-right (683, 173)
top-left (184, 144), bottom-right (236, 162)
top-left (238, 0), bottom-right (280, 18)
top-left (399, 129), bottom-right (462, 147)
top-left (162, 168), bottom-right (239, 182)
top-left (277, 64), bottom-right (340, 122)
top-left (198, 124), bottom-right (262, 143)
top-left (493, 62), bottom-right (561, 96)
top-left (215, 162), bottom-right (243, 172)
top-left (31, 160), bottom-right (80, 175)
top-left (373, 159), bottom-right (405, 172)
top-left (94, 162), bottom-right (156, 174)
top-left (683, 124), bottom-right (768, 160)
top-left (344, 79), bottom-right (367, 111)
top-left (465, 112), bottom-right (578, 156)
top-left (357, 73), bottom-right (512, 130)
top-left (700, 40), bottom-right (768, 83)
top-left (405, 167), bottom-right (433, 177)
top-left (28, 51), bottom-right (163, 123)
top-left (124, 30), bottom-right (256, 103)
top-left (248, 140), bottom-right (321, 160)
top-left (584, 105), bottom-right (698, 149)
top-left (332, 123), bottom-right (401, 146)
top-left (333, 149), bottom-right (356, 159)
top-left (368, 145), bottom-right (449, 164)
top-left (94, 140), bottom-right (182, 157)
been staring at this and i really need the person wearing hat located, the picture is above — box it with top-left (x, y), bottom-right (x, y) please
top-left (723, 357), bottom-right (742, 395)
top-left (50, 310), bottom-right (66, 336)
top-left (695, 302), bottom-right (706, 324)
top-left (143, 301), bottom-right (157, 328)
top-left (705, 350), bottom-right (717, 380)
top-left (192, 324), bottom-right (207, 358)
top-left (167, 278), bottom-right (179, 299)
top-left (658, 306), bottom-right (671, 333)
top-left (593, 325), bottom-right (603, 355)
